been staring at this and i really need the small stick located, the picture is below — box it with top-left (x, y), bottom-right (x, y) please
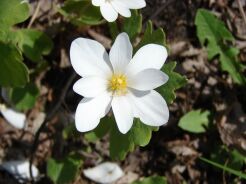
top-left (27, 1), bottom-right (41, 28)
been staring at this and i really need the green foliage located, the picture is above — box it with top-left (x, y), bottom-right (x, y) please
top-left (0, 0), bottom-right (29, 28)
top-left (17, 29), bottom-right (53, 63)
top-left (110, 119), bottom-right (158, 160)
top-left (47, 153), bottom-right (83, 184)
top-left (132, 176), bottom-right (167, 184)
top-left (123, 10), bottom-right (142, 41)
top-left (200, 157), bottom-right (246, 179)
top-left (0, 42), bottom-right (29, 87)
top-left (0, 0), bottom-right (53, 88)
top-left (195, 9), bottom-right (246, 85)
top-left (159, 62), bottom-right (187, 104)
top-left (135, 21), bottom-right (166, 52)
top-left (59, 0), bottom-right (103, 26)
top-left (178, 109), bottom-right (210, 133)
top-left (108, 10), bottom-right (142, 41)
top-left (84, 116), bottom-right (113, 143)
top-left (9, 83), bottom-right (39, 111)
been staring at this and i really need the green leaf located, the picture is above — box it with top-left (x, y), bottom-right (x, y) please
top-left (132, 176), bottom-right (167, 184)
top-left (9, 83), bottom-right (39, 111)
top-left (195, 9), bottom-right (246, 85)
top-left (199, 157), bottom-right (246, 179)
top-left (60, 0), bottom-right (103, 26)
top-left (47, 153), bottom-right (83, 184)
top-left (135, 21), bottom-right (166, 52)
top-left (178, 109), bottom-right (210, 133)
top-left (85, 116), bottom-right (113, 143)
top-left (0, 28), bottom-right (19, 43)
top-left (17, 29), bottom-right (53, 63)
top-left (0, 0), bottom-right (29, 28)
top-left (123, 10), bottom-right (142, 41)
top-left (110, 119), bottom-right (158, 160)
top-left (0, 42), bottom-right (29, 87)
top-left (85, 116), bottom-right (158, 156)
top-left (159, 62), bottom-right (187, 104)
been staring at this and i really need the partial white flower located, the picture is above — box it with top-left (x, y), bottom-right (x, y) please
top-left (70, 32), bottom-right (169, 134)
top-left (1, 160), bottom-right (39, 183)
top-left (0, 104), bottom-right (26, 129)
top-left (92, 0), bottom-right (146, 22)
top-left (83, 162), bottom-right (124, 184)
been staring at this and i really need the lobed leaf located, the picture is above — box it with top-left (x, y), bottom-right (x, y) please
top-left (17, 29), bottom-right (53, 63)
top-left (109, 119), bottom-right (158, 160)
top-left (0, 42), bottom-right (29, 87)
top-left (59, 0), bottom-right (103, 26)
top-left (9, 83), bottom-right (39, 111)
top-left (178, 109), bottom-right (210, 133)
top-left (123, 10), bottom-right (142, 41)
top-left (159, 62), bottom-right (187, 104)
top-left (0, 0), bottom-right (29, 28)
top-left (135, 21), bottom-right (166, 52)
top-left (195, 9), bottom-right (246, 85)
top-left (47, 153), bottom-right (83, 184)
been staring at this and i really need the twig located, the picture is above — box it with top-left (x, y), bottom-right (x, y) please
top-left (27, 1), bottom-right (41, 28)
top-left (237, 0), bottom-right (246, 28)
top-left (29, 72), bottom-right (77, 183)
top-left (87, 29), bottom-right (112, 49)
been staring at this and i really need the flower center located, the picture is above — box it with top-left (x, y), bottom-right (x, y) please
top-left (108, 74), bottom-right (127, 95)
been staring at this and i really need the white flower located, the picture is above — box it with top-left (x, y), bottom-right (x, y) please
top-left (0, 104), bottom-right (26, 129)
top-left (70, 32), bottom-right (169, 134)
top-left (1, 160), bottom-right (39, 183)
top-left (83, 162), bottom-right (124, 183)
top-left (92, 0), bottom-right (146, 22)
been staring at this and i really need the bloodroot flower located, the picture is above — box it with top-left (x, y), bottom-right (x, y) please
top-left (70, 33), bottom-right (169, 134)
top-left (92, 0), bottom-right (146, 22)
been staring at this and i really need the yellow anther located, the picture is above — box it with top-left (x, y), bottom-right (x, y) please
top-left (108, 74), bottom-right (127, 95)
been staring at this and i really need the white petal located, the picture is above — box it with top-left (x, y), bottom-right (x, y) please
top-left (83, 162), bottom-right (124, 184)
top-left (73, 77), bottom-right (108, 98)
top-left (129, 90), bottom-right (169, 126)
top-left (75, 92), bottom-right (112, 132)
top-left (112, 96), bottom-right (133, 134)
top-left (126, 44), bottom-right (168, 75)
top-left (114, 0), bottom-right (146, 9)
top-left (128, 69), bottom-right (169, 91)
top-left (0, 107), bottom-right (26, 129)
top-left (109, 33), bottom-right (132, 73)
top-left (1, 160), bottom-right (39, 182)
top-left (92, 0), bottom-right (104, 6)
top-left (100, 3), bottom-right (118, 22)
top-left (70, 38), bottom-right (112, 77)
top-left (111, 1), bottom-right (131, 17)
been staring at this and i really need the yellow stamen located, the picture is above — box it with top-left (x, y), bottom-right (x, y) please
top-left (108, 74), bottom-right (127, 95)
